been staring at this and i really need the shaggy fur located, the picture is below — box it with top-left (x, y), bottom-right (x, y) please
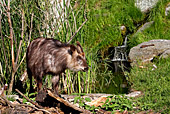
top-left (26, 37), bottom-right (88, 94)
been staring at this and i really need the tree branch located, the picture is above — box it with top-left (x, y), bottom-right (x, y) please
top-left (67, 19), bottom-right (87, 44)
top-left (16, 10), bottom-right (24, 64)
top-left (7, 0), bottom-right (16, 94)
top-left (28, 13), bottom-right (34, 45)
top-left (6, 0), bottom-right (15, 70)
top-left (67, 1), bottom-right (88, 44)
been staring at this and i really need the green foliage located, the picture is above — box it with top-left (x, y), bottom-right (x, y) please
top-left (22, 92), bottom-right (37, 104)
top-left (73, 95), bottom-right (99, 112)
top-left (1, 0), bottom-right (170, 105)
top-left (0, 0), bottom-right (42, 92)
top-left (129, 58), bottom-right (170, 113)
top-left (101, 95), bottom-right (133, 112)
top-left (73, 94), bottom-right (134, 113)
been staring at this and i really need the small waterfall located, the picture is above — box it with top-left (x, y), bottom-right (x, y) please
top-left (111, 36), bottom-right (128, 62)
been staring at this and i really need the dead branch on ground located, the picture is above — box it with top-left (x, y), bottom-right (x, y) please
top-left (15, 89), bottom-right (43, 109)
top-left (0, 95), bottom-right (51, 114)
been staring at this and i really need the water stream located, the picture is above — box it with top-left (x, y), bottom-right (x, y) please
top-left (111, 36), bottom-right (128, 72)
top-left (97, 36), bottom-right (131, 94)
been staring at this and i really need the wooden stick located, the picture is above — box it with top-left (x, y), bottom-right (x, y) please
top-left (67, 19), bottom-right (87, 44)
top-left (15, 89), bottom-right (43, 109)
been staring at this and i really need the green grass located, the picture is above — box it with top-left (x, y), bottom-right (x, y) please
top-left (84, 0), bottom-right (144, 54)
top-left (119, 0), bottom-right (170, 113)
top-left (79, 0), bottom-right (145, 94)
top-left (128, 0), bottom-right (170, 49)
top-left (129, 58), bottom-right (170, 113)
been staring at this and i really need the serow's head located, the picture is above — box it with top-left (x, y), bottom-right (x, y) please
top-left (67, 41), bottom-right (88, 72)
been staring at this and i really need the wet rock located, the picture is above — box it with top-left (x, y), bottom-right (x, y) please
top-left (133, 21), bottom-right (154, 37)
top-left (125, 91), bottom-right (142, 97)
top-left (129, 39), bottom-right (170, 66)
top-left (135, 0), bottom-right (159, 13)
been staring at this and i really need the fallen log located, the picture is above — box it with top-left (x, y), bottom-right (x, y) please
top-left (35, 89), bottom-right (91, 114)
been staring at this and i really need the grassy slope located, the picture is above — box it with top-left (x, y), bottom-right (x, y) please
top-left (128, 0), bottom-right (170, 113)
top-left (85, 0), bottom-right (143, 54)
top-left (129, 58), bottom-right (170, 113)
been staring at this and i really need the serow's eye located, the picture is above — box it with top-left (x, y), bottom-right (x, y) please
top-left (77, 56), bottom-right (83, 64)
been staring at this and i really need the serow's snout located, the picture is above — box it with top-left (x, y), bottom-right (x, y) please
top-left (83, 66), bottom-right (88, 72)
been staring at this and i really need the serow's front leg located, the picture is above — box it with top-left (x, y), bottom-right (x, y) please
top-left (51, 75), bottom-right (60, 95)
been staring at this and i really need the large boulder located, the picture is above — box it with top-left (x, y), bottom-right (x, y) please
top-left (135, 0), bottom-right (170, 16)
top-left (135, 0), bottom-right (159, 13)
top-left (129, 39), bottom-right (170, 66)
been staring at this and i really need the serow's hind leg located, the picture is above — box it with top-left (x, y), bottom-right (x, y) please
top-left (27, 68), bottom-right (33, 94)
top-left (36, 76), bottom-right (43, 92)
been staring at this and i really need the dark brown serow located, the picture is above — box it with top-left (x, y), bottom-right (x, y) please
top-left (26, 37), bottom-right (88, 94)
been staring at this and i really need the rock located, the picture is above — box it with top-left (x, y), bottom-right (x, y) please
top-left (129, 39), bottom-right (170, 66)
top-left (133, 21), bottom-right (154, 37)
top-left (135, 0), bottom-right (159, 13)
top-left (160, 49), bottom-right (170, 59)
top-left (165, 2), bottom-right (170, 16)
top-left (125, 91), bottom-right (142, 97)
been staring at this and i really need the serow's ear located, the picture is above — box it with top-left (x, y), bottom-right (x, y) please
top-left (68, 45), bottom-right (76, 55)
top-left (76, 41), bottom-right (84, 53)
